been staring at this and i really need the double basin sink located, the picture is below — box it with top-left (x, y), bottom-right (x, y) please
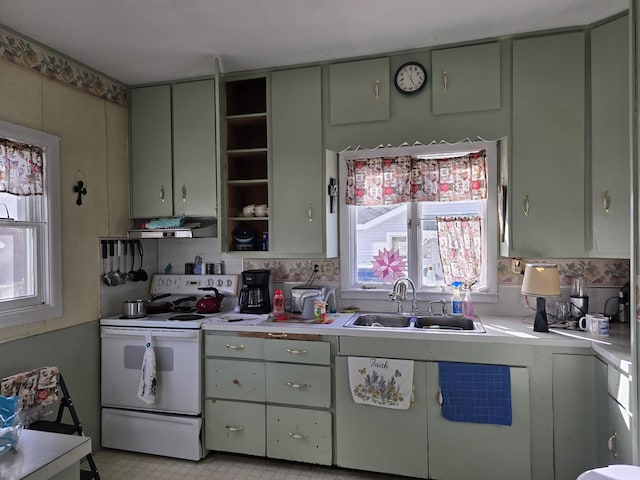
top-left (344, 313), bottom-right (485, 333)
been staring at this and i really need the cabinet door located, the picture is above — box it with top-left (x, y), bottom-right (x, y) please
top-left (329, 57), bottom-right (390, 125)
top-left (130, 85), bottom-right (173, 218)
top-left (431, 42), bottom-right (501, 114)
top-left (608, 397), bottom-right (633, 465)
top-left (272, 66), bottom-right (337, 257)
top-left (335, 357), bottom-right (428, 478)
top-left (204, 359), bottom-right (265, 401)
top-left (552, 354), bottom-right (608, 480)
top-left (591, 16), bottom-right (630, 258)
top-left (426, 362), bottom-right (531, 480)
top-left (172, 80), bottom-right (217, 216)
top-left (512, 32), bottom-right (586, 257)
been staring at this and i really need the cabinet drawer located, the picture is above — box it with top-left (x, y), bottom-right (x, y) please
top-left (265, 339), bottom-right (330, 365)
top-left (205, 334), bottom-right (264, 359)
top-left (607, 364), bottom-right (631, 410)
top-left (266, 405), bottom-right (332, 465)
top-left (266, 363), bottom-right (331, 407)
top-left (205, 359), bottom-right (265, 401)
top-left (205, 400), bottom-right (265, 456)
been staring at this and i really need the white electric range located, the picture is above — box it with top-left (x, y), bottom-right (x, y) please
top-left (100, 274), bottom-right (239, 461)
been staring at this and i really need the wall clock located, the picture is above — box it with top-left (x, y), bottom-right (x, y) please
top-left (394, 61), bottom-right (427, 95)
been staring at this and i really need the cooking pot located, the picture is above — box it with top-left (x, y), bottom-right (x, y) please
top-left (122, 299), bottom-right (147, 318)
top-left (196, 287), bottom-right (224, 313)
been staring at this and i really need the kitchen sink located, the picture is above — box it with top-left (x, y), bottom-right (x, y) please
top-left (348, 314), bottom-right (412, 328)
top-left (344, 313), bottom-right (485, 333)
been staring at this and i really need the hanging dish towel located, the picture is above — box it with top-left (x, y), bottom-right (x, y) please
top-left (438, 362), bottom-right (512, 425)
top-left (137, 333), bottom-right (157, 404)
top-left (348, 357), bottom-right (414, 410)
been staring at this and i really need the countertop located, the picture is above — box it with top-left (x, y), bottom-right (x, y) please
top-left (0, 430), bottom-right (91, 480)
top-left (203, 313), bottom-right (632, 373)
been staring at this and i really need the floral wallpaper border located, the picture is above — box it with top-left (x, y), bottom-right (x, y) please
top-left (245, 257), bottom-right (630, 288)
top-left (0, 26), bottom-right (128, 106)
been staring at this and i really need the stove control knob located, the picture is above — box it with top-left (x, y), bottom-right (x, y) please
top-left (216, 279), bottom-right (223, 287)
top-left (226, 279), bottom-right (233, 287)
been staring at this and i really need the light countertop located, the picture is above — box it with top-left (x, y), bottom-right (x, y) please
top-left (202, 313), bottom-right (631, 373)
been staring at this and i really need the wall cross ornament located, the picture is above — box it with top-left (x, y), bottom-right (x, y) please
top-left (73, 180), bottom-right (87, 206)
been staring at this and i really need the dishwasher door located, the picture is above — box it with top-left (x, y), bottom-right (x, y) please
top-left (100, 327), bottom-right (202, 415)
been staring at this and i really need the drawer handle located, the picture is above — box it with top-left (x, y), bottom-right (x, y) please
top-left (225, 344), bottom-right (245, 350)
top-left (374, 80), bottom-right (380, 99)
top-left (523, 195), bottom-right (530, 217)
top-left (181, 184), bottom-right (187, 203)
top-left (286, 381), bottom-right (308, 389)
top-left (268, 333), bottom-right (288, 338)
top-left (608, 433), bottom-right (618, 457)
top-left (286, 348), bottom-right (307, 355)
top-left (288, 432), bottom-right (308, 440)
top-left (160, 185), bottom-right (165, 203)
top-left (442, 70), bottom-right (448, 92)
top-left (226, 425), bottom-right (245, 433)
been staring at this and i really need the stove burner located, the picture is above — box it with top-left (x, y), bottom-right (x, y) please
top-left (168, 314), bottom-right (205, 321)
top-left (119, 315), bottom-right (148, 320)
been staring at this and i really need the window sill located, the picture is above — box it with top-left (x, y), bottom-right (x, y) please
top-left (341, 287), bottom-right (498, 304)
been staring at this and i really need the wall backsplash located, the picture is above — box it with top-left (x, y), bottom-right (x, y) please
top-left (245, 257), bottom-right (630, 287)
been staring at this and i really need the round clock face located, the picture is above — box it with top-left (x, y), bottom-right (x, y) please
top-left (394, 62), bottom-right (427, 95)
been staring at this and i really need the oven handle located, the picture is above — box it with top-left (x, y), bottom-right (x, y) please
top-left (100, 327), bottom-right (200, 339)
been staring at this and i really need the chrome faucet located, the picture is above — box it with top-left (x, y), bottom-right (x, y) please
top-left (427, 299), bottom-right (447, 316)
top-left (389, 277), bottom-right (418, 314)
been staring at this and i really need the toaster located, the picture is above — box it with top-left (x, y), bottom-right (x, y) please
top-left (290, 286), bottom-right (327, 313)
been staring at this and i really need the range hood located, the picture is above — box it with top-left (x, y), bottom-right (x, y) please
top-left (129, 218), bottom-right (217, 239)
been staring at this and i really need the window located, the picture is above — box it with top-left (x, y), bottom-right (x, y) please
top-left (340, 141), bottom-right (498, 301)
top-left (0, 120), bottom-right (61, 327)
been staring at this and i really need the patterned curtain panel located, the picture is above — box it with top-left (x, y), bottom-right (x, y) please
top-left (0, 138), bottom-right (44, 196)
top-left (346, 149), bottom-right (486, 206)
top-left (436, 216), bottom-right (482, 286)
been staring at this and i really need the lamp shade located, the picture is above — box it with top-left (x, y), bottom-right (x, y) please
top-left (521, 263), bottom-right (561, 297)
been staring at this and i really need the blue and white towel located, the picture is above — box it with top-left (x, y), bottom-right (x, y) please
top-left (348, 357), bottom-right (414, 410)
top-left (137, 333), bottom-right (157, 404)
top-left (438, 362), bottom-right (512, 425)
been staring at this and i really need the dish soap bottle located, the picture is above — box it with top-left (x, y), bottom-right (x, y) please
top-left (425, 265), bottom-right (436, 287)
top-left (451, 282), bottom-right (464, 317)
top-left (272, 289), bottom-right (286, 321)
top-left (463, 288), bottom-right (474, 318)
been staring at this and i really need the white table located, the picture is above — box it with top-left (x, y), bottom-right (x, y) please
top-left (0, 430), bottom-right (91, 480)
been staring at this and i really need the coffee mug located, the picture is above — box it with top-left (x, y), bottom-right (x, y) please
top-left (254, 204), bottom-right (268, 217)
top-left (579, 313), bottom-right (605, 333)
top-left (242, 204), bottom-right (255, 217)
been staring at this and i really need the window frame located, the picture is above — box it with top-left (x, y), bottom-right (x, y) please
top-left (339, 140), bottom-right (498, 304)
top-left (0, 119), bottom-right (62, 327)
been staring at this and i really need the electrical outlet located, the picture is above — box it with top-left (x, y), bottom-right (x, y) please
top-left (511, 258), bottom-right (524, 275)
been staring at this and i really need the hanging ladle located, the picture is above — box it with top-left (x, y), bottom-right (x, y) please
top-left (135, 240), bottom-right (148, 282)
top-left (127, 240), bottom-right (137, 281)
top-left (107, 240), bottom-right (120, 286)
top-left (101, 240), bottom-right (113, 286)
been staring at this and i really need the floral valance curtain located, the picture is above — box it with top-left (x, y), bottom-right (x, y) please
top-left (0, 138), bottom-right (44, 196)
top-left (436, 216), bottom-right (482, 287)
top-left (345, 149), bottom-right (487, 206)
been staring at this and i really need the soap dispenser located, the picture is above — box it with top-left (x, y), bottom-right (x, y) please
top-left (451, 282), bottom-right (464, 317)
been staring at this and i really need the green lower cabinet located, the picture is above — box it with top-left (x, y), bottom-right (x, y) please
top-left (608, 397), bottom-right (633, 465)
top-left (205, 400), bottom-right (266, 456)
top-left (266, 405), bottom-right (332, 465)
top-left (425, 363), bottom-right (532, 480)
top-left (335, 357), bottom-right (428, 478)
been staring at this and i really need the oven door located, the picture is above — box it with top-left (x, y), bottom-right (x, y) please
top-left (101, 327), bottom-right (201, 415)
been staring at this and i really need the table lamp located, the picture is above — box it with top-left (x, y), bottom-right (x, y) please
top-left (521, 263), bottom-right (561, 333)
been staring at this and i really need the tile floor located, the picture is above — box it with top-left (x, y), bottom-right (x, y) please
top-left (92, 449), bottom-right (410, 480)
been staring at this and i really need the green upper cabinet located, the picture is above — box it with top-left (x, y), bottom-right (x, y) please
top-left (329, 57), bottom-right (390, 125)
top-left (130, 80), bottom-right (216, 219)
top-left (271, 66), bottom-right (338, 257)
top-left (590, 15), bottom-right (630, 258)
top-left (130, 85), bottom-right (173, 218)
top-left (511, 32), bottom-right (586, 257)
top-left (172, 79), bottom-right (217, 217)
top-left (431, 42), bottom-right (501, 115)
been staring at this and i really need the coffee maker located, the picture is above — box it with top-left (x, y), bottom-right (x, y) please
top-left (239, 269), bottom-right (271, 314)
